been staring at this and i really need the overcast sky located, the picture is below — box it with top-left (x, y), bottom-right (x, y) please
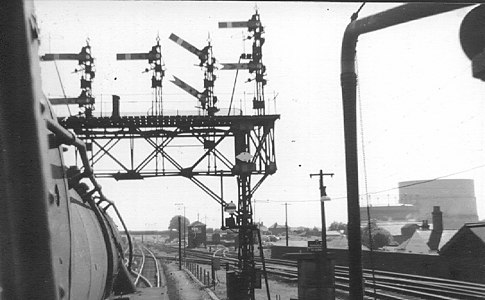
top-left (34, 1), bottom-right (485, 230)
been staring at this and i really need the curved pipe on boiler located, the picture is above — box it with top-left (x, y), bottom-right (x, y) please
top-left (46, 118), bottom-right (134, 274)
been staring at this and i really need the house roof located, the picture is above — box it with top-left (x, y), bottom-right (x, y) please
top-left (438, 230), bottom-right (456, 249)
top-left (440, 222), bottom-right (485, 254)
top-left (469, 223), bottom-right (485, 242)
top-left (397, 229), bottom-right (456, 254)
top-left (397, 230), bottom-right (430, 253)
top-left (189, 221), bottom-right (205, 227)
top-left (269, 223), bottom-right (287, 229)
top-left (402, 223), bottom-right (420, 229)
top-left (375, 221), bottom-right (412, 236)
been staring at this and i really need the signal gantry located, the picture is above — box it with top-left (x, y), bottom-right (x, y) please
top-left (220, 10), bottom-right (267, 115)
top-left (41, 40), bottom-right (96, 116)
top-left (218, 10), bottom-right (270, 300)
top-left (169, 33), bottom-right (219, 116)
top-left (117, 37), bottom-right (166, 116)
top-left (58, 11), bottom-right (277, 300)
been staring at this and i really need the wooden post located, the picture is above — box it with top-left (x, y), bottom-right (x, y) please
top-left (178, 216), bottom-right (182, 270)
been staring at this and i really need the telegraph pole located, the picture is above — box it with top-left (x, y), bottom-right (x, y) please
top-left (310, 170), bottom-right (335, 299)
top-left (310, 170), bottom-right (334, 256)
top-left (178, 216), bottom-right (182, 270)
top-left (183, 206), bottom-right (186, 259)
top-left (175, 203), bottom-right (187, 259)
top-left (285, 203), bottom-right (289, 246)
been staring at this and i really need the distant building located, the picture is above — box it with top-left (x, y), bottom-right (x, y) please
top-left (268, 222), bottom-right (287, 235)
top-left (360, 204), bottom-right (416, 222)
top-left (361, 179), bottom-right (479, 229)
top-left (122, 230), bottom-right (168, 243)
top-left (440, 222), bottom-right (485, 282)
top-left (396, 207), bottom-right (456, 254)
top-left (187, 221), bottom-right (206, 248)
top-left (399, 179), bottom-right (478, 229)
top-left (255, 222), bottom-right (269, 234)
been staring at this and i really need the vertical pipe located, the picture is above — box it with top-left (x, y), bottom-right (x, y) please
top-left (340, 4), bottom-right (471, 298)
top-left (341, 53), bottom-right (365, 300)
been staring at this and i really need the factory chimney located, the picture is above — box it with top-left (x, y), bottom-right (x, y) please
top-left (427, 206), bottom-right (443, 251)
top-left (432, 206), bottom-right (443, 232)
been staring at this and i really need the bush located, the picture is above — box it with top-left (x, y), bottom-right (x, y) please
top-left (361, 221), bottom-right (393, 250)
top-left (329, 221), bottom-right (347, 234)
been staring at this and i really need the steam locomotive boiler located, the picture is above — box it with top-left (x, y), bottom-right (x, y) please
top-left (0, 1), bottom-right (136, 299)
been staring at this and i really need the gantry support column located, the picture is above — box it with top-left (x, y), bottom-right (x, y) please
top-left (230, 121), bottom-right (259, 300)
top-left (236, 174), bottom-right (256, 300)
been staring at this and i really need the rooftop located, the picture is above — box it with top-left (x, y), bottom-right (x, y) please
top-left (396, 229), bottom-right (457, 254)
top-left (440, 222), bottom-right (485, 254)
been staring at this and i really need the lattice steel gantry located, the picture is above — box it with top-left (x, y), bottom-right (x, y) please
top-left (58, 9), bottom-right (275, 300)
top-left (61, 112), bottom-right (278, 300)
top-left (60, 114), bottom-right (278, 205)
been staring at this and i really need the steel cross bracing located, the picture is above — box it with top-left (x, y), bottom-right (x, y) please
top-left (60, 114), bottom-right (278, 206)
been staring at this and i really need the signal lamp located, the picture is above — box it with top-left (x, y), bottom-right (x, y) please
top-left (224, 201), bottom-right (237, 215)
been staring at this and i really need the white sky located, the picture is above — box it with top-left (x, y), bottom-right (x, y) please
top-left (34, 1), bottom-right (485, 230)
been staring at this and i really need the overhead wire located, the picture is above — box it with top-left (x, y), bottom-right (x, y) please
top-left (255, 158), bottom-right (485, 204)
top-left (228, 56), bottom-right (242, 115)
top-left (48, 33), bottom-right (72, 116)
top-left (351, 2), bottom-right (366, 21)
top-left (53, 55), bottom-right (72, 117)
top-left (364, 163), bottom-right (485, 196)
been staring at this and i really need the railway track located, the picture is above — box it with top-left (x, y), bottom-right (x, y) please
top-left (159, 245), bottom-right (485, 299)
top-left (131, 244), bottom-right (163, 288)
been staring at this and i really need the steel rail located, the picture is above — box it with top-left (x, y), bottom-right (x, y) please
top-left (129, 269), bottom-right (152, 288)
top-left (143, 246), bottom-right (162, 288)
top-left (134, 245), bottom-right (146, 286)
top-left (360, 274), bottom-right (485, 298)
top-left (175, 246), bottom-right (485, 299)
